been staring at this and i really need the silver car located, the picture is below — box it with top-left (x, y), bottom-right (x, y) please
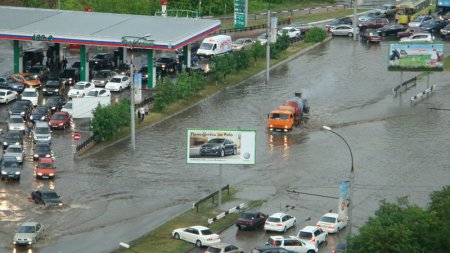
top-left (91, 70), bottom-right (116, 87)
top-left (13, 222), bottom-right (44, 246)
top-left (7, 115), bottom-right (25, 131)
top-left (32, 121), bottom-right (52, 144)
top-left (4, 144), bottom-right (25, 164)
top-left (330, 25), bottom-right (358, 37)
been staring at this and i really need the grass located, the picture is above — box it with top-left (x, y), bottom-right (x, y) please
top-left (116, 188), bottom-right (265, 253)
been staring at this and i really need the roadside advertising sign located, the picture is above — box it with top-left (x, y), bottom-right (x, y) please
top-left (134, 72), bottom-right (142, 104)
top-left (270, 16), bottom-right (278, 43)
top-left (187, 128), bottom-right (256, 165)
top-left (338, 180), bottom-right (350, 221)
top-left (234, 0), bottom-right (248, 28)
top-left (388, 43), bottom-right (444, 71)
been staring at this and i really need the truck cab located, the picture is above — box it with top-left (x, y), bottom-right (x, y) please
top-left (268, 110), bottom-right (294, 132)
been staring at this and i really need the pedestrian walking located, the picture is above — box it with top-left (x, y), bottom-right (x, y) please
top-left (25, 120), bottom-right (34, 139)
top-left (137, 109), bottom-right (142, 123)
top-left (139, 106), bottom-right (145, 122)
top-left (62, 57), bottom-right (68, 70)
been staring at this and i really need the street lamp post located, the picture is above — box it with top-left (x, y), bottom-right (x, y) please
top-left (119, 242), bottom-right (139, 253)
top-left (322, 125), bottom-right (354, 251)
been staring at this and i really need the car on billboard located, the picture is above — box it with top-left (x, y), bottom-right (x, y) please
top-left (200, 138), bottom-right (237, 157)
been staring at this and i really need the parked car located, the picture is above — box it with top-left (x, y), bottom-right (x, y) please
top-left (91, 70), bottom-right (117, 87)
top-left (264, 212), bottom-right (296, 233)
top-left (33, 143), bottom-right (53, 160)
top-left (400, 32), bottom-right (434, 42)
top-left (44, 95), bottom-right (66, 113)
top-left (200, 138), bottom-right (237, 157)
top-left (0, 77), bottom-right (24, 92)
top-left (232, 38), bottom-right (255, 51)
top-left (90, 52), bottom-right (114, 65)
top-left (235, 211), bottom-right (268, 230)
top-left (420, 19), bottom-right (449, 33)
top-left (43, 79), bottom-right (64, 96)
top-left (35, 157), bottom-right (56, 179)
top-left (115, 63), bottom-right (134, 76)
top-left (27, 65), bottom-right (49, 80)
top-left (408, 15), bottom-right (433, 27)
top-left (7, 115), bottom-right (25, 132)
top-left (381, 4), bottom-right (396, 17)
top-left (23, 49), bottom-right (44, 68)
top-left (32, 121), bottom-right (52, 144)
top-left (360, 29), bottom-right (382, 43)
top-left (59, 68), bottom-right (80, 85)
top-left (205, 243), bottom-right (243, 253)
top-left (1, 156), bottom-right (21, 181)
top-left (330, 25), bottom-right (357, 37)
top-left (68, 81), bottom-right (94, 97)
top-left (316, 213), bottom-right (348, 233)
top-left (257, 33), bottom-right (268, 45)
top-left (397, 27), bottom-right (423, 38)
top-left (85, 88), bottom-right (111, 97)
top-left (138, 66), bottom-right (149, 81)
top-left (105, 75), bottom-right (130, 92)
top-left (325, 17), bottom-right (352, 28)
top-left (48, 111), bottom-right (71, 130)
top-left (156, 56), bottom-right (179, 76)
top-left (30, 106), bottom-right (51, 123)
top-left (9, 99), bottom-right (33, 120)
top-left (4, 144), bottom-right (25, 164)
top-left (358, 10), bottom-right (385, 22)
top-left (251, 246), bottom-right (295, 253)
top-left (291, 22), bottom-right (313, 33)
top-left (31, 189), bottom-right (62, 207)
top-left (297, 226), bottom-right (328, 246)
top-left (359, 17), bottom-right (389, 29)
top-left (21, 87), bottom-right (39, 106)
top-left (440, 23), bottom-right (450, 38)
top-left (266, 235), bottom-right (318, 253)
top-left (278, 27), bottom-right (301, 38)
top-left (172, 225), bottom-right (221, 247)
top-left (377, 24), bottom-right (407, 36)
top-left (11, 73), bottom-right (41, 88)
top-left (0, 89), bottom-right (18, 104)
top-left (61, 101), bottom-right (73, 116)
top-left (3, 131), bottom-right (24, 149)
top-left (13, 222), bottom-right (44, 246)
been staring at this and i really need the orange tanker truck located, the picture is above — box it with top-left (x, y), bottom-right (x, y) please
top-left (267, 93), bottom-right (310, 132)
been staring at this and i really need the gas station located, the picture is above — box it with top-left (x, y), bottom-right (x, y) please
top-left (0, 4), bottom-right (220, 88)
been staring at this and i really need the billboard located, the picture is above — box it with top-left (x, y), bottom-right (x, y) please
top-left (234, 0), bottom-right (248, 28)
top-left (187, 129), bottom-right (256, 165)
top-left (388, 43), bottom-right (444, 71)
top-left (134, 72), bottom-right (142, 104)
top-left (338, 180), bottom-right (350, 221)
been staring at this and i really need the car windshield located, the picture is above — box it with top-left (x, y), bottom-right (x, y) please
top-left (298, 231), bottom-right (313, 239)
top-left (34, 107), bottom-right (47, 114)
top-left (320, 216), bottom-right (337, 223)
top-left (72, 84), bottom-right (85, 90)
top-left (94, 72), bottom-right (109, 78)
top-left (61, 70), bottom-right (75, 77)
top-left (412, 17), bottom-right (423, 22)
top-left (42, 192), bottom-right (58, 199)
top-left (200, 229), bottom-right (213, 235)
top-left (87, 91), bottom-right (98, 96)
top-left (7, 147), bottom-right (22, 153)
top-left (206, 247), bottom-right (221, 253)
top-left (267, 217), bottom-right (281, 223)
top-left (234, 39), bottom-right (245, 45)
top-left (270, 113), bottom-right (289, 120)
top-left (242, 213), bottom-right (256, 219)
top-left (38, 163), bottom-right (54, 169)
top-left (28, 67), bottom-right (41, 73)
top-left (94, 54), bottom-right (106, 59)
top-left (51, 114), bottom-right (66, 120)
top-left (23, 75), bottom-right (37, 81)
top-left (200, 43), bottom-right (213, 50)
top-left (3, 160), bottom-right (18, 167)
top-left (35, 127), bottom-right (50, 134)
top-left (258, 34), bottom-right (267, 39)
top-left (36, 145), bottom-right (51, 153)
top-left (46, 81), bottom-right (60, 87)
top-left (22, 91), bottom-right (37, 97)
top-left (7, 133), bottom-right (20, 140)
top-left (157, 58), bottom-right (173, 63)
top-left (110, 78), bottom-right (121, 83)
top-left (18, 226), bottom-right (35, 233)
top-left (208, 139), bottom-right (225, 144)
top-left (9, 117), bottom-right (23, 123)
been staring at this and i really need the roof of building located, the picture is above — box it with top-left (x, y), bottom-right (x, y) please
top-left (0, 6), bottom-right (221, 50)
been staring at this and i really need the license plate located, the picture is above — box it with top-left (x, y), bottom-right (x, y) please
top-left (42, 176), bottom-right (49, 179)
top-left (8, 175), bottom-right (15, 178)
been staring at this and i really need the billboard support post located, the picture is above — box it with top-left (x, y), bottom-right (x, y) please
top-left (218, 164), bottom-right (222, 208)
top-left (427, 72), bottom-right (430, 88)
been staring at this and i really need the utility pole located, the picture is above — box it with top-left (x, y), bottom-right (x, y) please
top-left (353, 0), bottom-right (357, 41)
top-left (266, 10), bottom-right (271, 83)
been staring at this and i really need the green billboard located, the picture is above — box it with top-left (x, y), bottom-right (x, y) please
top-left (234, 0), bottom-right (248, 28)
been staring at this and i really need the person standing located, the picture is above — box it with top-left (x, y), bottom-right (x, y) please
top-left (139, 106), bottom-right (145, 122)
top-left (62, 57), bottom-right (68, 70)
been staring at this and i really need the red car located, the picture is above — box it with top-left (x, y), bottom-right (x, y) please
top-left (360, 30), bottom-right (382, 43)
top-left (35, 157), bottom-right (56, 179)
top-left (359, 17), bottom-right (389, 29)
top-left (48, 111), bottom-right (71, 130)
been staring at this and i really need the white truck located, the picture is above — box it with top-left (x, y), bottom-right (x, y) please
top-left (196, 35), bottom-right (232, 58)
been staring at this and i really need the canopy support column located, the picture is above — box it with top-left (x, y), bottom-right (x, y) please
top-left (13, 40), bottom-right (21, 73)
top-left (183, 44), bottom-right (191, 69)
top-left (147, 49), bottom-right (154, 89)
top-left (80, 45), bottom-right (89, 81)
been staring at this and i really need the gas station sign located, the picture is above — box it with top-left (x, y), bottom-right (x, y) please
top-left (234, 0), bottom-right (248, 28)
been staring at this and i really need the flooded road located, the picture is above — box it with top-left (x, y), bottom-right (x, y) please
top-left (1, 36), bottom-right (449, 253)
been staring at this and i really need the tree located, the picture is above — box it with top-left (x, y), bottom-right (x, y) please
top-left (428, 186), bottom-right (450, 252)
top-left (304, 27), bottom-right (327, 43)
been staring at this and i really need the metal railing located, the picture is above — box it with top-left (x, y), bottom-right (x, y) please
top-left (193, 184), bottom-right (230, 213)
top-left (75, 135), bottom-right (96, 153)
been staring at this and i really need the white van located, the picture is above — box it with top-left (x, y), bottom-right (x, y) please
top-left (196, 35), bottom-right (232, 58)
top-left (33, 121), bottom-right (52, 144)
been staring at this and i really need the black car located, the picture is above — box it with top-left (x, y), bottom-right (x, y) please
top-left (156, 57), bottom-right (179, 77)
top-left (30, 106), bottom-right (51, 123)
top-left (138, 66), bottom-right (149, 81)
top-left (23, 49), bottom-right (44, 68)
top-left (33, 143), bottom-right (52, 161)
top-left (115, 63), bottom-right (133, 76)
top-left (200, 138), bottom-right (237, 157)
top-left (59, 68), bottom-right (80, 85)
top-left (326, 17), bottom-right (352, 28)
top-left (235, 211), bottom-right (268, 230)
top-left (9, 99), bottom-right (33, 120)
top-left (43, 79), bottom-right (64, 96)
top-left (421, 19), bottom-right (449, 33)
top-left (3, 131), bottom-right (24, 150)
top-left (0, 77), bottom-right (25, 93)
top-left (90, 53), bottom-right (114, 65)
top-left (0, 156), bottom-right (21, 181)
top-left (31, 189), bottom-right (62, 207)
top-left (440, 23), bottom-right (450, 38)
top-left (44, 95), bottom-right (65, 113)
top-left (27, 65), bottom-right (49, 80)
top-left (377, 24), bottom-right (407, 36)
top-left (71, 61), bottom-right (80, 70)
top-left (251, 246), bottom-right (294, 253)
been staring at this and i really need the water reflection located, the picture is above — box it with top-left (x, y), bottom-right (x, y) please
top-left (13, 247), bottom-right (34, 253)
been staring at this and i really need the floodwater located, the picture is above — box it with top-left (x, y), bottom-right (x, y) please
top-left (0, 36), bottom-right (449, 253)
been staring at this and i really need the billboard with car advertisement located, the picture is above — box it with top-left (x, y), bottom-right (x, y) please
top-left (388, 43), bottom-right (444, 71)
top-left (187, 128), bottom-right (256, 165)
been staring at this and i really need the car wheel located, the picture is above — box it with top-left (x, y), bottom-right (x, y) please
top-left (220, 149), bottom-right (225, 157)
top-left (283, 226), bottom-right (287, 233)
top-left (173, 232), bottom-right (180, 239)
top-left (195, 240), bottom-right (202, 247)
top-left (293, 220), bottom-right (297, 227)
top-left (348, 32), bottom-right (353, 37)
top-left (307, 250), bottom-right (315, 253)
top-left (233, 147), bottom-right (237, 155)
top-left (237, 225), bottom-right (242, 230)
top-left (119, 87), bottom-right (122, 92)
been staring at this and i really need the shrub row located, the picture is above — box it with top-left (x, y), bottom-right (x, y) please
top-left (90, 99), bottom-right (130, 142)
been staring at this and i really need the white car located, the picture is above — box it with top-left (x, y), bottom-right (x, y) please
top-left (278, 27), bottom-right (301, 38)
top-left (330, 25), bottom-right (358, 37)
top-left (7, 115), bottom-right (25, 131)
top-left (297, 226), bottom-right (328, 246)
top-left (264, 212), bottom-right (296, 232)
top-left (0, 89), bottom-right (18, 104)
top-left (4, 144), bottom-right (25, 164)
top-left (85, 88), bottom-right (111, 97)
top-left (105, 75), bottom-right (131, 92)
top-left (61, 101), bottom-right (73, 116)
top-left (21, 87), bottom-right (39, 106)
top-left (316, 213), bottom-right (348, 233)
top-left (267, 236), bottom-right (318, 253)
top-left (232, 38), bottom-right (254, 51)
top-left (400, 33), bottom-right (434, 43)
top-left (172, 225), bottom-right (220, 247)
top-left (68, 81), bottom-right (94, 97)
top-left (13, 222), bottom-right (44, 246)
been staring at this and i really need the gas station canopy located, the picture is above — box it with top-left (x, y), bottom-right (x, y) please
top-left (0, 6), bottom-right (221, 50)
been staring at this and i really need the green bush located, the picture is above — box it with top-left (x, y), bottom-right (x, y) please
top-left (304, 27), bottom-right (327, 43)
top-left (249, 43), bottom-right (266, 63)
top-left (91, 100), bottom-right (130, 142)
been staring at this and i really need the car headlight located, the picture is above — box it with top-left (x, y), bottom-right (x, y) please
top-left (43, 88), bottom-right (47, 91)
top-left (91, 79), bottom-right (94, 82)
top-left (212, 146), bottom-right (219, 150)
top-left (30, 116), bottom-right (34, 120)
top-left (15, 171), bottom-right (20, 175)
top-left (55, 89), bottom-right (59, 92)
top-left (69, 78), bottom-right (72, 80)
top-left (3, 142), bottom-right (7, 145)
top-left (59, 123), bottom-right (63, 126)
top-left (52, 107), bottom-right (56, 110)
top-left (41, 116), bottom-right (45, 120)
top-left (19, 126), bottom-right (24, 130)
top-left (37, 173), bottom-right (43, 176)
top-left (49, 173), bottom-right (54, 176)
top-left (20, 112), bottom-right (25, 116)
top-left (34, 154), bottom-right (39, 157)
top-left (1, 171), bottom-right (6, 175)
top-left (9, 111), bottom-right (12, 115)
top-left (162, 64), bottom-right (166, 69)
top-left (15, 142), bottom-right (19, 145)
top-left (45, 154), bottom-right (51, 158)
top-left (16, 156), bottom-right (21, 160)
top-left (145, 74), bottom-right (148, 78)
top-left (100, 81), bottom-right (105, 84)
top-left (58, 203), bottom-right (63, 206)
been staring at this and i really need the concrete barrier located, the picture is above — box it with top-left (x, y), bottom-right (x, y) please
top-left (411, 85), bottom-right (435, 104)
top-left (207, 203), bottom-right (245, 225)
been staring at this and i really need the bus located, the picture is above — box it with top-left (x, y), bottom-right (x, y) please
top-left (437, 0), bottom-right (450, 12)
top-left (395, 0), bottom-right (432, 25)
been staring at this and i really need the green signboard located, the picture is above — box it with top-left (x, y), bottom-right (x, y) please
top-left (234, 0), bottom-right (248, 28)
